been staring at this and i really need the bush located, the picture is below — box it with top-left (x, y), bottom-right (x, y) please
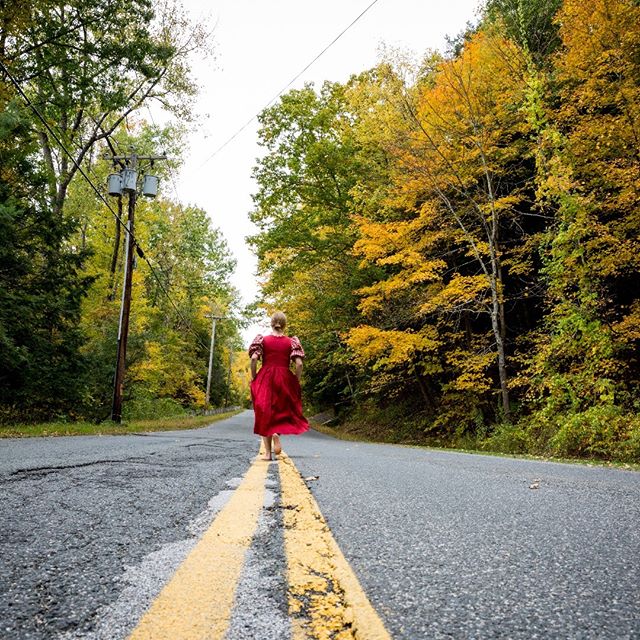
top-left (525, 404), bottom-right (640, 462)
top-left (122, 395), bottom-right (187, 421)
top-left (614, 419), bottom-right (640, 462)
top-left (480, 422), bottom-right (531, 454)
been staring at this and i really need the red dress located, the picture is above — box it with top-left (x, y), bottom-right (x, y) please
top-left (249, 334), bottom-right (309, 437)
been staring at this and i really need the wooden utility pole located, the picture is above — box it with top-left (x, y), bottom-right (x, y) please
top-left (205, 313), bottom-right (225, 407)
top-left (112, 199), bottom-right (135, 423)
top-left (224, 350), bottom-right (233, 407)
top-left (109, 151), bottom-right (166, 422)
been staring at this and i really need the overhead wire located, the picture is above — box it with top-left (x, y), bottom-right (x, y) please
top-left (0, 59), bottom-right (212, 353)
top-left (0, 59), bottom-right (132, 239)
top-left (196, 0), bottom-right (382, 169)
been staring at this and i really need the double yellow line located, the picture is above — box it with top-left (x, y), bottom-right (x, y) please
top-left (128, 454), bottom-right (390, 640)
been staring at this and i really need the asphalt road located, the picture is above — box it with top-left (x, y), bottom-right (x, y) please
top-left (286, 430), bottom-right (640, 639)
top-left (1, 411), bottom-right (639, 639)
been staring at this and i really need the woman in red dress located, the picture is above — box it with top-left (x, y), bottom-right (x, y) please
top-left (249, 311), bottom-right (309, 460)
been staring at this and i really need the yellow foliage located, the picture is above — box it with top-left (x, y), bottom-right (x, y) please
top-left (444, 349), bottom-right (495, 394)
top-left (420, 275), bottom-right (491, 316)
top-left (129, 340), bottom-right (204, 406)
top-left (346, 326), bottom-right (439, 370)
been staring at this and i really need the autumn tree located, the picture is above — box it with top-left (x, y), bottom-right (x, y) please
top-left (66, 121), bottom-right (241, 419)
top-left (519, 0), bottom-right (640, 457)
top-left (250, 84), bottom-right (372, 410)
top-left (347, 33), bottom-right (540, 426)
top-left (246, 0), bottom-right (640, 460)
top-left (0, 1), bottom-right (233, 422)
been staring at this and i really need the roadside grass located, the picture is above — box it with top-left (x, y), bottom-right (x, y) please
top-left (310, 419), bottom-right (640, 472)
top-left (0, 410), bottom-right (242, 438)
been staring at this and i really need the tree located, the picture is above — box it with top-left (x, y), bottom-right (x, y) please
top-left (2, 0), bottom-right (208, 216)
top-left (73, 125), bottom-right (240, 417)
top-left (519, 0), bottom-right (640, 456)
top-left (347, 34), bottom-right (536, 422)
top-left (0, 99), bottom-right (91, 421)
top-left (249, 83), bottom-right (371, 410)
top-left (484, 0), bottom-right (562, 65)
top-left (0, 2), bottom-right (225, 422)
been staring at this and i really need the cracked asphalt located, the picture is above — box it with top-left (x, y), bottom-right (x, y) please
top-left (0, 414), bottom-right (255, 640)
top-left (1, 410), bottom-right (639, 639)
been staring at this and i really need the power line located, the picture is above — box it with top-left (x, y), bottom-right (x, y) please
top-left (197, 0), bottom-right (382, 169)
top-left (0, 59), bottom-right (212, 353)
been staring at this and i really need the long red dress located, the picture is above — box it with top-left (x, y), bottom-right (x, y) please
top-left (249, 334), bottom-right (309, 437)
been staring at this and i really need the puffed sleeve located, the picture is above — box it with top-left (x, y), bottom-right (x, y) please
top-left (248, 334), bottom-right (264, 360)
top-left (290, 336), bottom-right (305, 361)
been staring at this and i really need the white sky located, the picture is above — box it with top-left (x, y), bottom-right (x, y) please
top-left (172, 0), bottom-right (481, 341)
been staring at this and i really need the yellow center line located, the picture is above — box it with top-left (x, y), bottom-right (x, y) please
top-left (279, 453), bottom-right (392, 640)
top-left (127, 456), bottom-right (269, 640)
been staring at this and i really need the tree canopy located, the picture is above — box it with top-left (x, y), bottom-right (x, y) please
top-left (0, 0), bottom-right (243, 423)
top-left (249, 0), bottom-right (640, 461)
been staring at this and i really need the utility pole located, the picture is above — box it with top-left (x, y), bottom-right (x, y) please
top-left (108, 151), bottom-right (166, 422)
top-left (205, 313), bottom-right (225, 407)
top-left (224, 350), bottom-right (233, 407)
top-left (112, 205), bottom-right (134, 423)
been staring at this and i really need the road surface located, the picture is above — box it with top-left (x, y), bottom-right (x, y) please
top-left (1, 410), bottom-right (638, 638)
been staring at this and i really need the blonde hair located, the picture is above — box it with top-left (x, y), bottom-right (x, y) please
top-left (271, 311), bottom-right (287, 330)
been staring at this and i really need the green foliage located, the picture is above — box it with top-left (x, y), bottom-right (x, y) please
top-left (520, 405), bottom-right (640, 462)
top-left (2, 0), bottom-right (207, 217)
top-left (0, 2), bottom-right (239, 423)
top-left (480, 422), bottom-right (531, 454)
top-left (73, 125), bottom-right (242, 419)
top-left (248, 0), bottom-right (640, 462)
top-left (249, 82), bottom-right (372, 410)
top-left (121, 394), bottom-right (186, 421)
top-left (0, 101), bottom-right (92, 422)
top-left (484, 0), bottom-right (563, 64)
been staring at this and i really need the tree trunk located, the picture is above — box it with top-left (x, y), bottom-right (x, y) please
top-left (414, 367), bottom-right (436, 410)
top-left (489, 269), bottom-right (510, 419)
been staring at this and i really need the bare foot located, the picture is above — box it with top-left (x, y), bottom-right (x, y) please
top-left (273, 434), bottom-right (282, 455)
top-left (261, 454), bottom-right (272, 461)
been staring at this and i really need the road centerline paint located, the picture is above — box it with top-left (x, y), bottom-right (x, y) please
top-left (279, 453), bottom-right (392, 640)
top-left (127, 456), bottom-right (269, 640)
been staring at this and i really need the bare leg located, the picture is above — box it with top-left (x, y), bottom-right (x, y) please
top-left (261, 436), bottom-right (273, 461)
top-left (273, 434), bottom-right (282, 455)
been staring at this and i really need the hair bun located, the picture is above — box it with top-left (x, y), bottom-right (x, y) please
top-left (270, 311), bottom-right (287, 330)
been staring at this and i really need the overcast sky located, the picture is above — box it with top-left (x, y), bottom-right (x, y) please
top-left (171, 0), bottom-right (481, 341)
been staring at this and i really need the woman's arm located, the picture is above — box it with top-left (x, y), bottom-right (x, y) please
top-left (248, 335), bottom-right (263, 381)
top-left (251, 353), bottom-right (259, 380)
top-left (293, 356), bottom-right (303, 381)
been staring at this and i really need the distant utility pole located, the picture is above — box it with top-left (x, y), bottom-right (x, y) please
top-left (224, 350), bottom-right (233, 407)
top-left (107, 151), bottom-right (166, 423)
top-left (205, 312), bottom-right (225, 407)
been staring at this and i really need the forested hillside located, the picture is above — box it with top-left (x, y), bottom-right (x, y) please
top-left (2, 0), bottom-right (639, 459)
top-left (250, 0), bottom-right (640, 461)
top-left (0, 0), bottom-right (245, 424)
